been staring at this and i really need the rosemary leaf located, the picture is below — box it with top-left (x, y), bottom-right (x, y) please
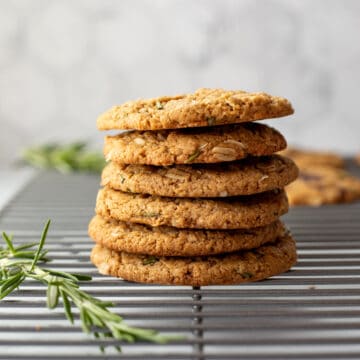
top-left (1, 232), bottom-right (15, 254)
top-left (0, 272), bottom-right (24, 294)
top-left (47, 282), bottom-right (59, 309)
top-left (60, 289), bottom-right (74, 324)
top-left (0, 274), bottom-right (25, 299)
top-left (30, 219), bottom-right (50, 271)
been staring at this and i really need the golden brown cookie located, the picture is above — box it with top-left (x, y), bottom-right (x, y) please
top-left (104, 123), bottom-right (287, 166)
top-left (102, 155), bottom-right (298, 198)
top-left (97, 88), bottom-right (293, 131)
top-left (90, 232), bottom-right (297, 286)
top-left (96, 187), bottom-right (289, 229)
top-left (287, 166), bottom-right (360, 206)
top-left (89, 215), bottom-right (286, 256)
top-left (280, 147), bottom-right (345, 169)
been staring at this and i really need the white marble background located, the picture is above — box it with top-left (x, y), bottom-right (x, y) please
top-left (0, 0), bottom-right (359, 166)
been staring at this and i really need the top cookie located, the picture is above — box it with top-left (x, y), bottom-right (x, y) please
top-left (97, 88), bottom-right (294, 131)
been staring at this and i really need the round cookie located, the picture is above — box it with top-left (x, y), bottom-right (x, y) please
top-left (104, 123), bottom-right (287, 166)
top-left (97, 88), bottom-right (293, 131)
top-left (95, 187), bottom-right (289, 230)
top-left (89, 215), bottom-right (286, 256)
top-left (280, 147), bottom-right (345, 169)
top-left (287, 166), bottom-right (360, 206)
top-left (102, 155), bottom-right (298, 198)
top-left (90, 232), bottom-right (297, 286)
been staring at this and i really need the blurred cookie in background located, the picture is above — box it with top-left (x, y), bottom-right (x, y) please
top-left (280, 146), bottom-right (360, 206)
top-left (355, 153), bottom-right (360, 166)
top-left (286, 165), bottom-right (360, 206)
top-left (280, 147), bottom-right (345, 169)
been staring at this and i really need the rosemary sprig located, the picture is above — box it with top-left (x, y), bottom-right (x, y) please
top-left (0, 220), bottom-right (180, 351)
top-left (22, 142), bottom-right (106, 174)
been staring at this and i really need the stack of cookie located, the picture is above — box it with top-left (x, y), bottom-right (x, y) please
top-left (89, 88), bottom-right (298, 286)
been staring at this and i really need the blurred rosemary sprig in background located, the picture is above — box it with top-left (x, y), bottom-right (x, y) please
top-left (22, 142), bottom-right (105, 174)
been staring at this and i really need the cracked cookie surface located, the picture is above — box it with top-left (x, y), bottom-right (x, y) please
top-left (97, 88), bottom-right (293, 131)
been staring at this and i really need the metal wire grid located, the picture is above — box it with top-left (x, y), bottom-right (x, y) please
top-left (0, 165), bottom-right (360, 359)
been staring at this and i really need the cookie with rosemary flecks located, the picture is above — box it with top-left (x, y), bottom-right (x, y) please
top-left (102, 155), bottom-right (298, 198)
top-left (89, 215), bottom-right (286, 256)
top-left (97, 88), bottom-right (293, 131)
top-left (104, 122), bottom-right (286, 166)
top-left (91, 232), bottom-right (297, 286)
top-left (95, 187), bottom-right (289, 230)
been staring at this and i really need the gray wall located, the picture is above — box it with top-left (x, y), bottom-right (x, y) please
top-left (1, 0), bottom-right (359, 166)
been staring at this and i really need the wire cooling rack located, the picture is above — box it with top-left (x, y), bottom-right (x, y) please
top-left (1, 163), bottom-right (360, 359)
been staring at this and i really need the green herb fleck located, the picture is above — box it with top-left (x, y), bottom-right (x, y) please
top-left (120, 176), bottom-right (126, 184)
top-left (156, 101), bottom-right (164, 110)
top-left (141, 212), bottom-right (159, 218)
top-left (142, 256), bottom-right (159, 266)
top-left (185, 150), bottom-right (201, 163)
top-left (206, 117), bottom-right (216, 126)
top-left (240, 272), bottom-right (253, 279)
top-left (185, 144), bottom-right (208, 164)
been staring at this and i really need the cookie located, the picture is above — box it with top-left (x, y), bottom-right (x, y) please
top-left (90, 232), bottom-right (297, 286)
top-left (97, 88), bottom-right (293, 131)
top-left (95, 187), bottom-right (289, 229)
top-left (356, 154), bottom-right (360, 166)
top-left (280, 147), bottom-right (345, 169)
top-left (287, 166), bottom-right (360, 206)
top-left (104, 123), bottom-right (286, 166)
top-left (89, 215), bottom-right (286, 256)
top-left (102, 155), bottom-right (299, 198)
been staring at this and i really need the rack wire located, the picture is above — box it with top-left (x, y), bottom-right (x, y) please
top-left (1, 163), bottom-right (360, 359)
